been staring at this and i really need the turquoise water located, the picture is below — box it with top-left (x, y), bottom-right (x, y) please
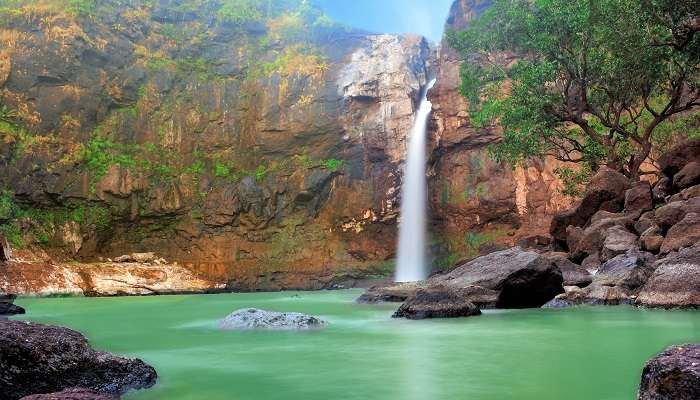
top-left (15, 290), bottom-right (700, 400)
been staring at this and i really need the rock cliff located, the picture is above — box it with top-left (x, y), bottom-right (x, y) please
top-left (0, 0), bottom-right (431, 292)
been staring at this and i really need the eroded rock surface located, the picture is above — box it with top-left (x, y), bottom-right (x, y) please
top-left (0, 320), bottom-right (156, 400)
top-left (638, 344), bottom-right (700, 400)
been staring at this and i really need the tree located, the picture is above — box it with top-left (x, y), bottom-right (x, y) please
top-left (448, 0), bottom-right (700, 180)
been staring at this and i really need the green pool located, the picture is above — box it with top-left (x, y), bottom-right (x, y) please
top-left (14, 290), bottom-right (700, 400)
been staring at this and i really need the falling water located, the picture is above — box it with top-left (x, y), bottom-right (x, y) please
top-left (395, 78), bottom-right (437, 283)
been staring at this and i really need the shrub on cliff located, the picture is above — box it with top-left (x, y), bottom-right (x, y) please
top-left (448, 0), bottom-right (700, 180)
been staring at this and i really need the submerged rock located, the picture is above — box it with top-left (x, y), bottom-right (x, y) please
top-left (0, 302), bottom-right (24, 315)
top-left (0, 320), bottom-right (156, 400)
top-left (638, 344), bottom-right (700, 400)
top-left (392, 286), bottom-right (481, 320)
top-left (19, 388), bottom-right (117, 400)
top-left (218, 309), bottom-right (327, 330)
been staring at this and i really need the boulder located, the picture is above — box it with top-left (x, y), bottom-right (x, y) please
top-left (638, 344), bottom-right (700, 400)
top-left (635, 212), bottom-right (657, 235)
top-left (640, 225), bottom-right (664, 253)
top-left (356, 282), bottom-right (421, 303)
top-left (0, 320), bottom-right (156, 400)
top-left (545, 254), bottom-right (592, 288)
top-left (658, 138), bottom-right (700, 178)
top-left (625, 181), bottom-right (653, 213)
top-left (20, 388), bottom-right (117, 400)
top-left (654, 197), bottom-right (700, 230)
top-left (669, 184), bottom-right (700, 202)
top-left (392, 286), bottom-right (482, 320)
top-left (636, 244), bottom-right (700, 308)
top-left (547, 249), bottom-right (656, 307)
top-left (430, 247), bottom-right (564, 308)
top-left (550, 167), bottom-right (631, 242)
top-left (0, 302), bottom-right (25, 315)
top-left (581, 253), bottom-right (601, 272)
top-left (570, 216), bottom-right (635, 261)
top-left (0, 233), bottom-right (11, 261)
top-left (218, 308), bottom-right (326, 330)
top-left (600, 226), bottom-right (638, 261)
top-left (673, 161), bottom-right (700, 190)
top-left (659, 213), bottom-right (700, 254)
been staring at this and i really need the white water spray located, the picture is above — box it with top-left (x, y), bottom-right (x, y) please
top-left (395, 78), bottom-right (436, 283)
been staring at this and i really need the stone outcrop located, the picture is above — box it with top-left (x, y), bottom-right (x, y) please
top-left (392, 285), bottom-right (481, 319)
top-left (361, 247), bottom-right (563, 311)
top-left (638, 344), bottom-right (700, 400)
top-left (0, 260), bottom-right (225, 296)
top-left (544, 139), bottom-right (700, 308)
top-left (218, 308), bottom-right (326, 330)
top-left (0, 320), bottom-right (156, 400)
top-left (636, 244), bottom-right (700, 308)
top-left (0, 234), bottom-right (11, 261)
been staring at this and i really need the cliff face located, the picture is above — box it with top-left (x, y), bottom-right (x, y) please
top-left (427, 0), bottom-right (573, 267)
top-left (0, 0), bottom-right (431, 290)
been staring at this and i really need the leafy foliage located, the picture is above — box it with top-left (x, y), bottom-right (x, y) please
top-left (449, 0), bottom-right (700, 178)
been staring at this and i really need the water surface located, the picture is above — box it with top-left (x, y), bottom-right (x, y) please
top-left (15, 290), bottom-right (700, 400)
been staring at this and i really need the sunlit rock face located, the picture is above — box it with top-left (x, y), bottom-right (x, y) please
top-left (0, 1), bottom-right (432, 291)
top-left (427, 0), bottom-right (574, 267)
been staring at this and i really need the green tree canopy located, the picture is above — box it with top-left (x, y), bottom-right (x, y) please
top-left (448, 0), bottom-right (700, 180)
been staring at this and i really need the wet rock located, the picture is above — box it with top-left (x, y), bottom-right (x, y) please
top-left (392, 286), bottom-right (481, 320)
top-left (218, 308), bottom-right (326, 330)
top-left (356, 282), bottom-right (421, 303)
top-left (430, 247), bottom-right (564, 308)
top-left (20, 388), bottom-right (117, 400)
top-left (637, 244), bottom-right (700, 308)
top-left (638, 344), bottom-right (700, 400)
top-left (673, 161), bottom-right (700, 190)
top-left (625, 181), bottom-right (653, 213)
top-left (660, 213), bottom-right (700, 254)
top-left (550, 167), bottom-right (631, 243)
top-left (0, 233), bottom-right (11, 261)
top-left (600, 226), bottom-right (638, 262)
top-left (0, 320), bottom-right (157, 400)
top-left (0, 302), bottom-right (24, 315)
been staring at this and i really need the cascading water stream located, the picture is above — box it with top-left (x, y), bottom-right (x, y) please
top-left (395, 78), bottom-right (437, 283)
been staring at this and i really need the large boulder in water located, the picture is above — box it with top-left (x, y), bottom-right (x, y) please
top-left (218, 308), bottom-right (327, 330)
top-left (636, 244), bottom-right (700, 308)
top-left (638, 344), bottom-right (700, 400)
top-left (392, 286), bottom-right (482, 320)
top-left (0, 320), bottom-right (157, 400)
top-left (429, 247), bottom-right (564, 308)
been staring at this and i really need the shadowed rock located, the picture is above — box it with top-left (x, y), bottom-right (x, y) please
top-left (638, 344), bottom-right (700, 400)
top-left (545, 254), bottom-right (592, 288)
top-left (218, 308), bottom-right (326, 330)
top-left (0, 320), bottom-right (157, 400)
top-left (392, 286), bottom-right (481, 320)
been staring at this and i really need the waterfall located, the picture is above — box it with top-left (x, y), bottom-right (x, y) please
top-left (395, 78), bottom-right (437, 283)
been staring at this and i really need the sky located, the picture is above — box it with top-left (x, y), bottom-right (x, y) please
top-left (316, 0), bottom-right (455, 43)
